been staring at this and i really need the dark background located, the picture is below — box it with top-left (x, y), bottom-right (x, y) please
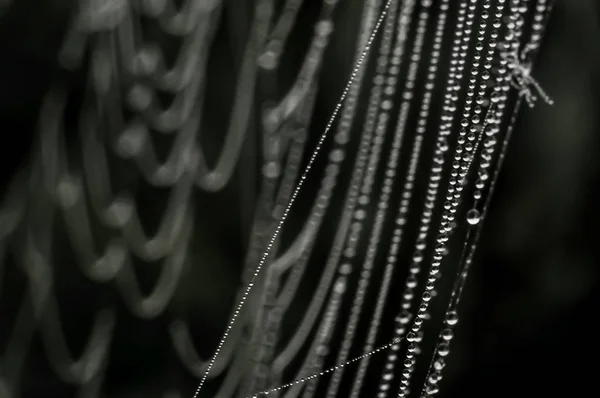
top-left (0, 0), bottom-right (599, 397)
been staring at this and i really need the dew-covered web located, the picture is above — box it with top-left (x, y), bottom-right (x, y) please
top-left (0, 0), bottom-right (554, 398)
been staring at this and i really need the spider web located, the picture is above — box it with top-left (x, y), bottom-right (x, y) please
top-left (0, 1), bottom-right (554, 397)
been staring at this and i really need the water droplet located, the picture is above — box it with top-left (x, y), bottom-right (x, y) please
top-left (339, 263), bottom-right (352, 275)
top-left (258, 51), bottom-right (279, 70)
top-left (334, 279), bottom-right (346, 294)
top-left (133, 44), bottom-right (160, 76)
top-left (262, 162), bottom-right (281, 178)
top-left (423, 292), bottom-right (432, 302)
top-left (429, 370), bottom-right (442, 384)
top-left (397, 310), bottom-right (411, 325)
top-left (406, 275), bottom-right (418, 288)
top-left (438, 343), bottom-right (450, 356)
top-left (316, 344), bottom-right (328, 356)
top-left (441, 328), bottom-right (454, 341)
top-left (329, 149), bottom-right (345, 163)
top-left (56, 177), bottom-right (81, 208)
top-left (466, 209), bottom-right (481, 225)
top-left (106, 197), bottom-right (134, 226)
top-left (439, 138), bottom-right (449, 152)
top-left (118, 122), bottom-right (147, 157)
top-left (446, 311), bottom-right (459, 326)
top-left (127, 84), bottom-right (153, 111)
top-left (425, 384), bottom-right (439, 395)
top-left (315, 20), bottom-right (334, 36)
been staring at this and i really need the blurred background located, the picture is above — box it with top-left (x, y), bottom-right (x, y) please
top-left (0, 0), bottom-right (599, 397)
